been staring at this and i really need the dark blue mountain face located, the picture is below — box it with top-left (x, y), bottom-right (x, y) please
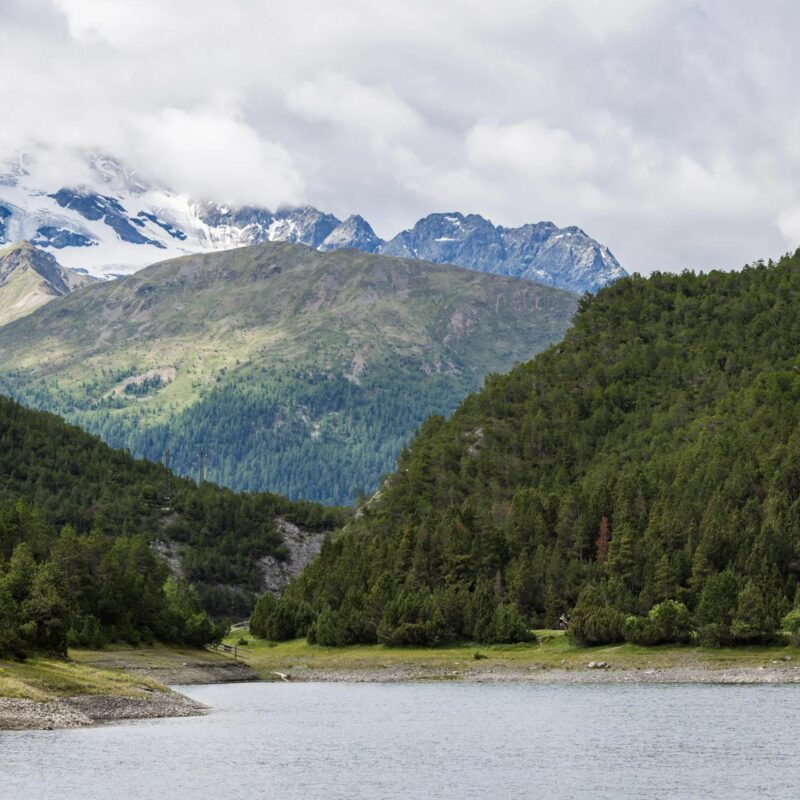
top-left (379, 213), bottom-right (624, 293)
top-left (0, 206), bottom-right (10, 242)
top-left (137, 212), bottom-right (188, 240)
top-left (319, 215), bottom-right (382, 253)
top-left (50, 189), bottom-right (165, 248)
top-left (272, 207), bottom-right (341, 248)
top-left (198, 205), bottom-right (342, 249)
top-left (31, 226), bottom-right (97, 249)
top-left (381, 213), bottom-right (505, 271)
top-left (4, 168), bottom-right (624, 291)
top-left (200, 205), bottom-right (274, 230)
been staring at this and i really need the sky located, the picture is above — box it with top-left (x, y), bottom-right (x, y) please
top-left (1, 0), bottom-right (799, 273)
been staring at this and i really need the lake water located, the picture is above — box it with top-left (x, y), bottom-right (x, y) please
top-left (2, 682), bottom-right (799, 799)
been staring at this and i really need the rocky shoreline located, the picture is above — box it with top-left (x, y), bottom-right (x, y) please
top-left (0, 650), bottom-right (256, 732)
top-left (5, 658), bottom-right (799, 731)
top-left (276, 663), bottom-right (800, 685)
top-left (0, 690), bottom-right (207, 731)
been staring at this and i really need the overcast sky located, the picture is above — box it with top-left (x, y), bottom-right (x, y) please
top-left (1, 0), bottom-right (799, 273)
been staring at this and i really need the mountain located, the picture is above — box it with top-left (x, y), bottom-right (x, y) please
top-left (0, 241), bottom-right (577, 505)
top-left (0, 393), bottom-right (345, 626)
top-left (0, 241), bottom-right (95, 326)
top-left (268, 252), bottom-right (800, 647)
top-left (381, 213), bottom-right (624, 293)
top-left (0, 150), bottom-right (625, 293)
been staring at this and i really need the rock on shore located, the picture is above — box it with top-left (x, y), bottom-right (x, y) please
top-left (0, 690), bottom-right (206, 731)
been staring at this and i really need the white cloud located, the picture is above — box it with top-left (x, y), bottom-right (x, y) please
top-left (2, 0), bottom-right (800, 271)
top-left (466, 119), bottom-right (598, 179)
top-left (52, 0), bottom-right (176, 45)
top-left (777, 206), bottom-right (800, 249)
top-left (286, 74), bottom-right (423, 145)
top-left (131, 109), bottom-right (305, 206)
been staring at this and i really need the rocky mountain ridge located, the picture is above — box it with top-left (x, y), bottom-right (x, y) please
top-left (0, 151), bottom-right (626, 293)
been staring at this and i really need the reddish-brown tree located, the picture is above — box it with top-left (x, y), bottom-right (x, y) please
top-left (596, 515), bottom-right (610, 563)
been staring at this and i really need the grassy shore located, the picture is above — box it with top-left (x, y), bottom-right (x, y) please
top-left (1, 644), bottom-right (255, 703)
top-left (0, 650), bottom-right (213, 730)
top-left (223, 629), bottom-right (800, 681)
top-left (4, 631), bottom-right (799, 703)
top-left (0, 657), bottom-right (167, 702)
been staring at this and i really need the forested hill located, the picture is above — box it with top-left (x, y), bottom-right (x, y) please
top-left (0, 241), bottom-right (576, 505)
top-left (266, 251), bottom-right (800, 647)
top-left (0, 395), bottom-right (347, 619)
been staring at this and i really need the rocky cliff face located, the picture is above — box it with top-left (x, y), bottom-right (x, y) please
top-left (380, 214), bottom-right (624, 293)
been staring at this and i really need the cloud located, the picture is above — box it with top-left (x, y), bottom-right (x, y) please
top-left (52, 0), bottom-right (174, 45)
top-left (466, 119), bottom-right (598, 179)
top-left (1, 0), bottom-right (800, 271)
top-left (131, 109), bottom-right (305, 206)
top-left (286, 74), bottom-right (423, 146)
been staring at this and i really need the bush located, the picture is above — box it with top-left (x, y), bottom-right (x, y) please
top-left (625, 600), bottom-right (692, 646)
top-left (487, 604), bottom-right (537, 644)
top-left (624, 614), bottom-right (656, 646)
top-left (568, 589), bottom-right (626, 646)
top-left (783, 609), bottom-right (800, 646)
top-left (376, 588), bottom-right (447, 646)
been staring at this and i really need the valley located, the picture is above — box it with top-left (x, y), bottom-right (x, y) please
top-left (0, 241), bottom-right (577, 504)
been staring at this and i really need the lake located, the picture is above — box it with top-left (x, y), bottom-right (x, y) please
top-left (2, 682), bottom-right (799, 799)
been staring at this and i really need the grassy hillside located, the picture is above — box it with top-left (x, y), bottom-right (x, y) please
top-left (0, 241), bottom-right (94, 326)
top-left (0, 242), bottom-right (576, 504)
top-left (262, 252), bottom-right (800, 647)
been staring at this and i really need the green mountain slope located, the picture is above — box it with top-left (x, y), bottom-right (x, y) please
top-left (0, 241), bottom-right (95, 326)
top-left (269, 252), bottom-right (800, 646)
top-left (0, 242), bottom-right (576, 504)
top-left (0, 394), bottom-right (345, 618)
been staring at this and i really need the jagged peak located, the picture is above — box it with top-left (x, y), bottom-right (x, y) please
top-left (0, 149), bottom-right (626, 291)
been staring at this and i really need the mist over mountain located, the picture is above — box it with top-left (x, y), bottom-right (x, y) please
top-left (0, 151), bottom-right (625, 294)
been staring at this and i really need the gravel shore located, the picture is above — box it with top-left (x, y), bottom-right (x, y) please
top-left (0, 689), bottom-right (207, 731)
top-left (280, 663), bottom-right (800, 684)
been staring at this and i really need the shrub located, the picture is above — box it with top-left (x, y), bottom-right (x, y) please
top-left (488, 604), bottom-right (537, 644)
top-left (568, 588), bottom-right (626, 646)
top-left (625, 600), bottom-right (692, 646)
top-left (782, 608), bottom-right (800, 646)
top-left (624, 614), bottom-right (656, 646)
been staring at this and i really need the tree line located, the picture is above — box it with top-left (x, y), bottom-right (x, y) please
top-left (0, 498), bottom-right (226, 658)
top-left (0, 395), bottom-right (347, 619)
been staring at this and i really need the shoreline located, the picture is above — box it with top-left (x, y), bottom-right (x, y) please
top-left (274, 663), bottom-right (800, 684)
top-left (4, 641), bottom-right (799, 730)
top-left (0, 646), bottom-right (257, 732)
top-left (0, 690), bottom-right (207, 731)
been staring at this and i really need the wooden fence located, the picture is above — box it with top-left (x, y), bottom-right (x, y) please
top-left (206, 642), bottom-right (249, 662)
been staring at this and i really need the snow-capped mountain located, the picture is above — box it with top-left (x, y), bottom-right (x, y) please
top-left (381, 213), bottom-right (625, 293)
top-left (0, 151), bottom-right (626, 292)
